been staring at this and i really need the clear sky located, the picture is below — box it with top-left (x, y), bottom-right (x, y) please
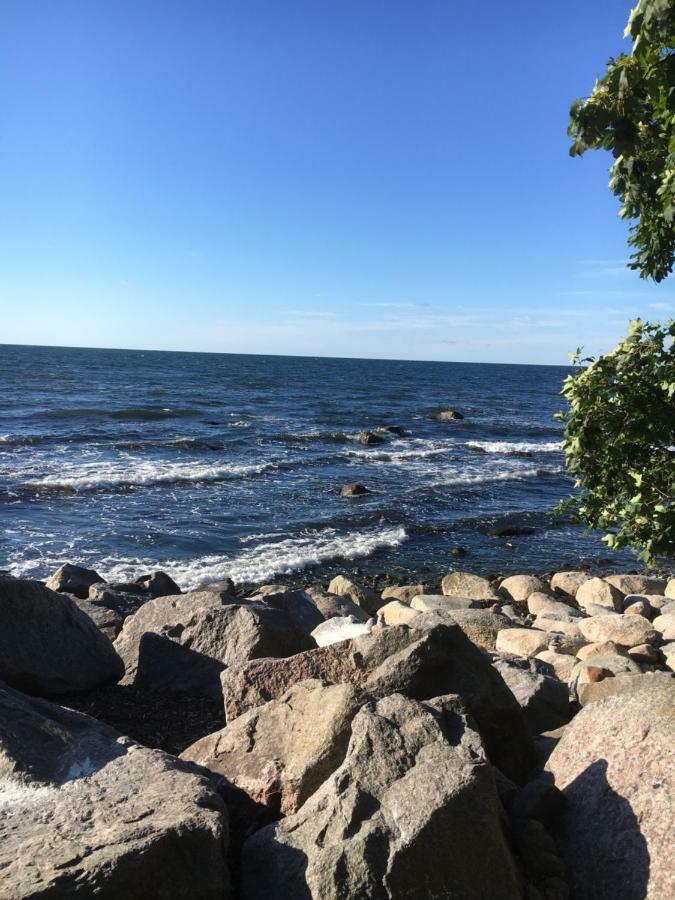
top-left (1, 0), bottom-right (673, 364)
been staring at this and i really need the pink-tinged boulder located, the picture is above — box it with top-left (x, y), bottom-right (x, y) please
top-left (546, 680), bottom-right (675, 900)
top-left (241, 694), bottom-right (523, 900)
top-left (577, 613), bottom-right (657, 649)
top-left (499, 575), bottom-right (548, 604)
top-left (550, 571), bottom-right (590, 598)
top-left (604, 573), bottom-right (666, 596)
top-left (575, 577), bottom-right (623, 612)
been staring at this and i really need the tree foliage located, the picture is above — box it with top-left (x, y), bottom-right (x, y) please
top-left (569, 0), bottom-right (675, 281)
top-left (557, 319), bottom-right (675, 563)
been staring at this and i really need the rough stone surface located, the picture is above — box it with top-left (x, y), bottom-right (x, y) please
top-left (410, 594), bottom-right (477, 613)
top-left (380, 584), bottom-right (426, 604)
top-left (535, 650), bottom-right (576, 682)
top-left (241, 693), bottom-right (523, 900)
top-left (304, 586), bottom-right (369, 622)
top-left (0, 577), bottom-right (124, 696)
top-left (623, 597), bottom-right (653, 619)
top-left (532, 616), bottom-right (582, 637)
top-left (550, 571), bottom-right (590, 598)
top-left (604, 573), bottom-right (666, 596)
top-left (45, 563), bottom-right (104, 599)
top-left (546, 680), bottom-right (675, 900)
top-left (327, 575), bottom-right (380, 615)
top-left (0, 684), bottom-right (228, 898)
top-left (499, 575), bottom-right (548, 604)
top-left (491, 655), bottom-right (570, 733)
top-left (577, 613), bottom-right (658, 648)
top-left (377, 599), bottom-right (420, 625)
top-left (248, 589), bottom-right (325, 634)
top-left (495, 628), bottom-right (549, 658)
top-left (444, 608), bottom-right (516, 651)
top-left (87, 582), bottom-right (151, 619)
top-left (222, 619), bottom-right (537, 783)
top-left (72, 596), bottom-right (125, 640)
top-left (569, 654), bottom-right (642, 699)
top-left (115, 593), bottom-right (315, 698)
top-left (653, 612), bottom-right (675, 641)
top-left (441, 571), bottom-right (497, 601)
top-left (182, 679), bottom-right (366, 821)
top-left (135, 570), bottom-right (182, 597)
top-left (577, 671), bottom-right (673, 706)
top-left (576, 577), bottom-right (623, 612)
top-left (666, 578), bottom-right (675, 600)
top-left (576, 640), bottom-right (622, 660)
top-left (339, 482), bottom-right (369, 497)
top-left (527, 592), bottom-right (580, 618)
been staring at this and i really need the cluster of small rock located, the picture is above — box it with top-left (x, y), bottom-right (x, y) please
top-left (1, 562), bottom-right (673, 898)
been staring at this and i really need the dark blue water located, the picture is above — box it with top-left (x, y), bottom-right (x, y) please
top-left (0, 344), bottom-right (635, 588)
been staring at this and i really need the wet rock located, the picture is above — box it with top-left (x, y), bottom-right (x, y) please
top-left (431, 408), bottom-right (465, 421)
top-left (575, 577), bottom-right (623, 612)
top-left (241, 694), bottom-right (522, 900)
top-left (489, 525), bottom-right (536, 538)
top-left (339, 482), bottom-right (369, 498)
top-left (357, 431), bottom-right (384, 445)
top-left (441, 571), bottom-right (497, 601)
top-left (546, 679), bottom-right (675, 899)
top-left (134, 570), bottom-right (182, 597)
top-left (0, 684), bottom-right (228, 898)
top-left (45, 563), bottom-right (104, 600)
top-left (0, 577), bottom-right (124, 696)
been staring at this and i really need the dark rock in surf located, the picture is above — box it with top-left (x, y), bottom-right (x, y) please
top-left (357, 431), bottom-right (384, 446)
top-left (45, 563), bottom-right (104, 599)
top-left (489, 525), bottom-right (536, 538)
top-left (339, 483), bottom-right (369, 498)
top-left (0, 577), bottom-right (124, 696)
top-left (430, 408), bottom-right (464, 422)
top-left (383, 425), bottom-right (407, 437)
top-left (135, 570), bottom-right (182, 597)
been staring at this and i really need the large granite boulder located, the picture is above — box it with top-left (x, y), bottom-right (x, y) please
top-left (576, 577), bottom-right (623, 612)
top-left (577, 613), bottom-right (658, 649)
top-left (604, 573), bottom-right (666, 596)
top-left (443, 607), bottom-right (516, 651)
top-left (491, 655), bottom-right (570, 734)
top-left (222, 619), bottom-right (536, 783)
top-left (182, 679), bottom-right (366, 823)
top-left (304, 586), bottom-right (369, 622)
top-left (326, 575), bottom-right (380, 615)
top-left (115, 592), bottom-right (315, 698)
top-left (248, 589), bottom-right (324, 634)
top-left (45, 563), bottom-right (104, 599)
top-left (550, 571), bottom-right (590, 598)
top-left (499, 575), bottom-right (548, 604)
top-left (0, 577), bottom-right (124, 696)
top-left (377, 599), bottom-right (420, 625)
top-left (546, 680), bottom-right (675, 900)
top-left (441, 571), bottom-right (497, 601)
top-left (135, 570), bottom-right (182, 597)
top-left (380, 584), bottom-right (426, 604)
top-left (0, 683), bottom-right (228, 898)
top-left (241, 693), bottom-right (522, 900)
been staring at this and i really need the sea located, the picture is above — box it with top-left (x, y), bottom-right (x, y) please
top-left (0, 344), bottom-right (637, 590)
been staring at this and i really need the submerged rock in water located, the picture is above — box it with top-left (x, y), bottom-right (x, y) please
top-left (339, 482), bottom-right (369, 497)
top-left (356, 431), bottom-right (384, 445)
top-left (430, 408), bottom-right (465, 421)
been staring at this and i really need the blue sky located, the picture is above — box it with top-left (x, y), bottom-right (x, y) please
top-left (1, 0), bottom-right (673, 364)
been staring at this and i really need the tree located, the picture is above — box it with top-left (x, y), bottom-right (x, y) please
top-left (568, 0), bottom-right (675, 281)
top-left (557, 319), bottom-right (675, 564)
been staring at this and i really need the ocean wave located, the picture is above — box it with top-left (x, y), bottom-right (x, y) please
top-left (431, 466), bottom-right (565, 488)
top-left (35, 406), bottom-right (203, 422)
top-left (61, 525), bottom-right (408, 588)
top-left (467, 440), bottom-right (561, 455)
top-left (23, 458), bottom-right (277, 493)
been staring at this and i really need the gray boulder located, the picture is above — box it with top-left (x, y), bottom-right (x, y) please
top-left (0, 683), bottom-right (228, 898)
top-left (248, 589), bottom-right (324, 634)
top-left (134, 570), bottom-right (182, 597)
top-left (221, 618), bottom-right (537, 784)
top-left (0, 577), bottom-right (124, 696)
top-left (491, 655), bottom-right (570, 734)
top-left (303, 586), bottom-right (369, 622)
top-left (546, 680), bottom-right (675, 900)
top-left (45, 562), bottom-right (103, 599)
top-left (326, 575), bottom-right (381, 615)
top-left (115, 592), bottom-right (315, 698)
top-left (241, 693), bottom-right (522, 900)
top-left (441, 571), bottom-right (497, 601)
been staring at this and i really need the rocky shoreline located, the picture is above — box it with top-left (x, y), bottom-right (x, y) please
top-left (1, 561), bottom-right (674, 898)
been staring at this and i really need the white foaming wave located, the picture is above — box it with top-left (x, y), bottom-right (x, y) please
top-left (85, 525), bottom-right (408, 588)
top-left (467, 440), bottom-right (562, 454)
top-left (344, 438), bottom-right (452, 464)
top-left (432, 465), bottom-right (564, 488)
top-left (24, 458), bottom-right (276, 492)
